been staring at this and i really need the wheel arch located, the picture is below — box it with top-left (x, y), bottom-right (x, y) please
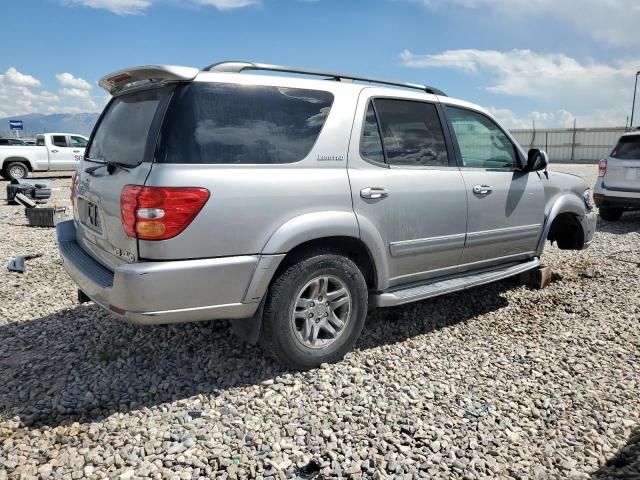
top-left (2, 157), bottom-right (33, 172)
top-left (261, 211), bottom-right (386, 290)
top-left (272, 236), bottom-right (379, 291)
top-left (537, 194), bottom-right (586, 253)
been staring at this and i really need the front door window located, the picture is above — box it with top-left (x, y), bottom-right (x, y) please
top-left (446, 106), bottom-right (518, 169)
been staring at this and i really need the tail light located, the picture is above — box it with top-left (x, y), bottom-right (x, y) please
top-left (70, 171), bottom-right (78, 203)
top-left (598, 159), bottom-right (607, 177)
top-left (120, 185), bottom-right (210, 241)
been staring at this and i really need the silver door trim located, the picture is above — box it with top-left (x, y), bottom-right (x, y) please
top-left (389, 233), bottom-right (466, 257)
top-left (465, 224), bottom-right (542, 248)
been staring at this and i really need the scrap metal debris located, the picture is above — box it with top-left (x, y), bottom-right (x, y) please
top-left (607, 249), bottom-right (640, 267)
top-left (7, 253), bottom-right (43, 274)
top-left (581, 267), bottom-right (599, 278)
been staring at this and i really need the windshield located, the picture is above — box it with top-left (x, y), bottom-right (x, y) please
top-left (611, 135), bottom-right (640, 160)
top-left (87, 86), bottom-right (171, 167)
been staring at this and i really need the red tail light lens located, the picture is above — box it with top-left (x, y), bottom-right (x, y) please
top-left (598, 159), bottom-right (607, 177)
top-left (120, 185), bottom-right (210, 240)
top-left (70, 171), bottom-right (78, 203)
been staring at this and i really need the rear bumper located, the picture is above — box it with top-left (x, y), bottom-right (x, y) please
top-left (594, 178), bottom-right (640, 209)
top-left (594, 195), bottom-right (640, 209)
top-left (56, 220), bottom-right (283, 325)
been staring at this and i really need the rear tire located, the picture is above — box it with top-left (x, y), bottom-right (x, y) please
top-left (259, 251), bottom-right (368, 370)
top-left (599, 206), bottom-right (623, 221)
top-left (4, 162), bottom-right (29, 180)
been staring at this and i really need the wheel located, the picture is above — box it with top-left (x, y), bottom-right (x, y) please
top-left (4, 162), bottom-right (29, 180)
top-left (599, 206), bottom-right (623, 221)
top-left (259, 251), bottom-right (368, 370)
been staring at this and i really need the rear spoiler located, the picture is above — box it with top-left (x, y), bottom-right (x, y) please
top-left (99, 65), bottom-right (199, 95)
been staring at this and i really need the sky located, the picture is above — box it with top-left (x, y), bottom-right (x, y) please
top-left (0, 0), bottom-right (639, 128)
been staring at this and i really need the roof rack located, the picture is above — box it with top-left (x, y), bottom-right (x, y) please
top-left (203, 61), bottom-right (446, 96)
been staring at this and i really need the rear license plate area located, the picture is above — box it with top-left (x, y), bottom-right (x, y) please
top-left (79, 198), bottom-right (102, 233)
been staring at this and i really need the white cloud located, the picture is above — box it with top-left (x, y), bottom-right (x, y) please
top-left (411, 0), bottom-right (640, 47)
top-left (3, 67), bottom-right (42, 88)
top-left (64, 0), bottom-right (258, 14)
top-left (487, 106), bottom-right (631, 130)
top-left (401, 48), bottom-right (638, 126)
top-left (0, 67), bottom-right (102, 118)
top-left (192, 0), bottom-right (259, 9)
top-left (63, 0), bottom-right (151, 15)
top-left (56, 72), bottom-right (93, 90)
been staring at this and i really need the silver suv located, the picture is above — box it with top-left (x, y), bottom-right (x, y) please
top-left (57, 61), bottom-right (597, 369)
top-left (594, 131), bottom-right (640, 220)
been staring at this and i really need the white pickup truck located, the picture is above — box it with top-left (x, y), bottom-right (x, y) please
top-left (0, 133), bottom-right (88, 180)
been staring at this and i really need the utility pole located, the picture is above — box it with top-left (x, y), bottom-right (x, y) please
top-left (631, 71), bottom-right (640, 128)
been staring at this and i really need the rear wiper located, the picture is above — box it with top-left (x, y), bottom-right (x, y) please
top-left (84, 158), bottom-right (130, 175)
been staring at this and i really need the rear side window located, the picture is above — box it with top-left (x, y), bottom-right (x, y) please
top-left (360, 103), bottom-right (385, 163)
top-left (36, 136), bottom-right (45, 146)
top-left (360, 98), bottom-right (449, 167)
top-left (88, 87), bottom-right (169, 167)
top-left (52, 135), bottom-right (68, 148)
top-left (158, 83), bottom-right (334, 165)
top-left (611, 135), bottom-right (640, 159)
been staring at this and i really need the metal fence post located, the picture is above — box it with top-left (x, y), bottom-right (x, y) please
top-left (545, 131), bottom-right (548, 156)
top-left (570, 119), bottom-right (577, 162)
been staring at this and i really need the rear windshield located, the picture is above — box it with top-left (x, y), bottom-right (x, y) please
top-left (611, 135), bottom-right (640, 159)
top-left (88, 87), bottom-right (169, 167)
top-left (157, 83), bottom-right (334, 164)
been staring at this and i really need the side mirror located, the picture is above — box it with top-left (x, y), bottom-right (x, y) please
top-left (526, 148), bottom-right (549, 172)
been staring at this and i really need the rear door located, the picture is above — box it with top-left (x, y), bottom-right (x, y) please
top-left (348, 91), bottom-right (468, 288)
top-left (74, 86), bottom-right (173, 270)
top-left (605, 134), bottom-right (640, 193)
top-left (443, 105), bottom-right (545, 269)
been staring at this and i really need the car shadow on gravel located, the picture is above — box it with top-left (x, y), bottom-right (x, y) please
top-left (592, 427), bottom-right (640, 478)
top-left (0, 279), bottom-right (515, 429)
top-left (357, 278), bottom-right (512, 351)
top-left (597, 210), bottom-right (640, 235)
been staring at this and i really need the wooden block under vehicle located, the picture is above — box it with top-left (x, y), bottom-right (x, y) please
top-left (520, 265), bottom-right (553, 289)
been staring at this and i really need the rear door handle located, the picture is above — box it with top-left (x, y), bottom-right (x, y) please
top-left (360, 187), bottom-right (389, 199)
top-left (473, 185), bottom-right (492, 195)
top-left (51, 150), bottom-right (59, 153)
top-left (73, 150), bottom-right (80, 153)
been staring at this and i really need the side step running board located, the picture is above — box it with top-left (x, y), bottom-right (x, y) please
top-left (372, 258), bottom-right (539, 308)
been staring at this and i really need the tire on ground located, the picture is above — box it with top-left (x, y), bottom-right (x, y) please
top-left (599, 206), bottom-right (623, 221)
top-left (259, 251), bottom-right (368, 370)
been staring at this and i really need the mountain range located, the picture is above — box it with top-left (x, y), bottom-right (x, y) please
top-left (0, 112), bottom-right (100, 138)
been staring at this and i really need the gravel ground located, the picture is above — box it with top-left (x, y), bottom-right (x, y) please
top-left (1, 165), bottom-right (639, 480)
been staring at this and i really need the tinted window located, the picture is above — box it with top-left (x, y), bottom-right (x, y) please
top-left (373, 99), bottom-right (448, 167)
top-left (360, 103), bottom-right (385, 163)
top-left (52, 135), bottom-right (67, 148)
top-left (0, 139), bottom-right (8, 145)
top-left (36, 136), bottom-right (45, 146)
top-left (158, 83), bottom-right (334, 165)
top-left (447, 106), bottom-right (517, 169)
top-left (88, 87), bottom-right (168, 167)
top-left (70, 136), bottom-right (88, 148)
top-left (611, 135), bottom-right (640, 159)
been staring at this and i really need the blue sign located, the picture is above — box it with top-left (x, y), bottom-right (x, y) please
top-left (9, 120), bottom-right (23, 130)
